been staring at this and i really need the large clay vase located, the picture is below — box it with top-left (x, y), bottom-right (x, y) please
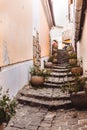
top-left (52, 48), bottom-right (58, 54)
top-left (30, 76), bottom-right (45, 86)
top-left (70, 91), bottom-right (87, 108)
top-left (0, 124), bottom-right (4, 130)
top-left (71, 66), bottom-right (83, 75)
top-left (52, 59), bottom-right (58, 64)
top-left (69, 59), bottom-right (77, 66)
top-left (44, 62), bottom-right (52, 68)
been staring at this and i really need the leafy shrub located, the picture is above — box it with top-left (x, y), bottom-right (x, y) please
top-left (0, 88), bottom-right (16, 125)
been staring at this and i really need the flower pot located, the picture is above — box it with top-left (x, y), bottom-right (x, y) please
top-left (0, 124), bottom-right (4, 130)
top-left (71, 66), bottom-right (83, 75)
top-left (52, 44), bottom-right (58, 49)
top-left (52, 48), bottom-right (58, 54)
top-left (44, 62), bottom-right (52, 68)
top-left (30, 76), bottom-right (45, 86)
top-left (52, 59), bottom-right (58, 64)
top-left (53, 53), bottom-right (58, 57)
top-left (70, 91), bottom-right (87, 108)
top-left (68, 51), bottom-right (73, 55)
top-left (69, 58), bottom-right (77, 65)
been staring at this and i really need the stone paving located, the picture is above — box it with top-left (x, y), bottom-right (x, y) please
top-left (5, 57), bottom-right (87, 130)
top-left (17, 85), bottom-right (71, 109)
top-left (19, 85), bottom-right (69, 99)
top-left (5, 104), bottom-right (87, 130)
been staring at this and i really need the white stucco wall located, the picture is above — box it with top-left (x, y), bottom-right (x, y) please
top-left (0, 0), bottom-right (50, 98)
top-left (32, 0), bottom-right (40, 33)
top-left (0, 56), bottom-right (49, 98)
top-left (50, 27), bottom-right (63, 49)
top-left (77, 12), bottom-right (87, 76)
top-left (0, 60), bottom-right (33, 98)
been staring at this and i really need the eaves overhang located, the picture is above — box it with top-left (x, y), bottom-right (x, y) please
top-left (41, 0), bottom-right (55, 29)
top-left (79, 0), bottom-right (87, 41)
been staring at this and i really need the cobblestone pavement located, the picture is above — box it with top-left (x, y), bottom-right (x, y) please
top-left (5, 63), bottom-right (87, 130)
top-left (5, 104), bottom-right (87, 130)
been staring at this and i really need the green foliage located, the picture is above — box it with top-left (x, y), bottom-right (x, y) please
top-left (68, 52), bottom-right (77, 59)
top-left (30, 67), bottom-right (50, 78)
top-left (61, 76), bottom-right (86, 94)
top-left (66, 45), bottom-right (74, 52)
top-left (48, 56), bottom-right (53, 62)
top-left (0, 88), bottom-right (16, 125)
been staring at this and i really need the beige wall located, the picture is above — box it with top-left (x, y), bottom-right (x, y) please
top-left (39, 0), bottom-right (50, 57)
top-left (0, 0), bottom-right (33, 66)
top-left (77, 12), bottom-right (87, 75)
top-left (0, 0), bottom-right (50, 66)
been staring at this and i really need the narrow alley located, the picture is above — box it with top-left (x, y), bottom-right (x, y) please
top-left (5, 49), bottom-right (87, 130)
top-left (0, 0), bottom-right (87, 130)
top-left (5, 105), bottom-right (87, 130)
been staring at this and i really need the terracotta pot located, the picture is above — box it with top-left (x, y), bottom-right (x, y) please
top-left (0, 124), bottom-right (4, 130)
top-left (53, 53), bottom-right (58, 57)
top-left (44, 62), bottom-right (52, 68)
top-left (52, 59), bottom-right (58, 63)
top-left (31, 76), bottom-right (44, 86)
top-left (71, 66), bottom-right (83, 75)
top-left (69, 58), bottom-right (77, 65)
top-left (70, 91), bottom-right (87, 108)
top-left (68, 51), bottom-right (73, 55)
top-left (52, 48), bottom-right (58, 54)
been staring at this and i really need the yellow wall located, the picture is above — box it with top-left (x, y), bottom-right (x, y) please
top-left (0, 0), bottom-right (33, 66)
top-left (39, 0), bottom-right (50, 57)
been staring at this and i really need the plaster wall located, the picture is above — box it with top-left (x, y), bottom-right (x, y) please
top-left (39, 0), bottom-right (50, 57)
top-left (0, 56), bottom-right (48, 98)
top-left (77, 12), bottom-right (87, 76)
top-left (32, 0), bottom-right (40, 32)
top-left (0, 60), bottom-right (33, 98)
top-left (0, 0), bottom-right (33, 66)
top-left (50, 27), bottom-right (63, 49)
top-left (0, 0), bottom-right (50, 97)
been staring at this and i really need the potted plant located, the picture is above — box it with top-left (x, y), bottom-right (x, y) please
top-left (61, 76), bottom-right (87, 108)
top-left (68, 52), bottom-right (77, 66)
top-left (44, 56), bottom-right (53, 68)
top-left (0, 88), bottom-right (16, 130)
top-left (30, 66), bottom-right (50, 86)
top-left (70, 58), bottom-right (83, 76)
top-left (71, 66), bottom-right (83, 76)
top-left (66, 45), bottom-right (74, 52)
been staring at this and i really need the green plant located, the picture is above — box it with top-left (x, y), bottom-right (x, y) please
top-left (61, 76), bottom-right (86, 94)
top-left (30, 67), bottom-right (50, 78)
top-left (48, 56), bottom-right (53, 62)
top-left (68, 52), bottom-right (77, 59)
top-left (66, 45), bottom-right (74, 52)
top-left (0, 88), bottom-right (16, 125)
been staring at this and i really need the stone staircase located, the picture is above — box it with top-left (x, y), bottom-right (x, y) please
top-left (57, 49), bottom-right (69, 64)
top-left (44, 65), bottom-right (74, 88)
top-left (17, 63), bottom-right (75, 110)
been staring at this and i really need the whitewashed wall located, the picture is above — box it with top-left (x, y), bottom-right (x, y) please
top-left (77, 12), bottom-right (87, 76)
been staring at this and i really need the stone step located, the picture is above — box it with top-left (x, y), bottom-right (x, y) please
top-left (44, 81), bottom-right (74, 86)
top-left (52, 65), bottom-right (70, 70)
top-left (48, 68), bottom-right (71, 73)
top-left (43, 82), bottom-right (75, 88)
top-left (45, 77), bottom-right (75, 84)
top-left (49, 72), bottom-right (72, 77)
top-left (57, 50), bottom-right (69, 64)
top-left (17, 96), bottom-right (72, 109)
top-left (19, 86), bottom-right (70, 100)
top-left (43, 82), bottom-right (62, 88)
